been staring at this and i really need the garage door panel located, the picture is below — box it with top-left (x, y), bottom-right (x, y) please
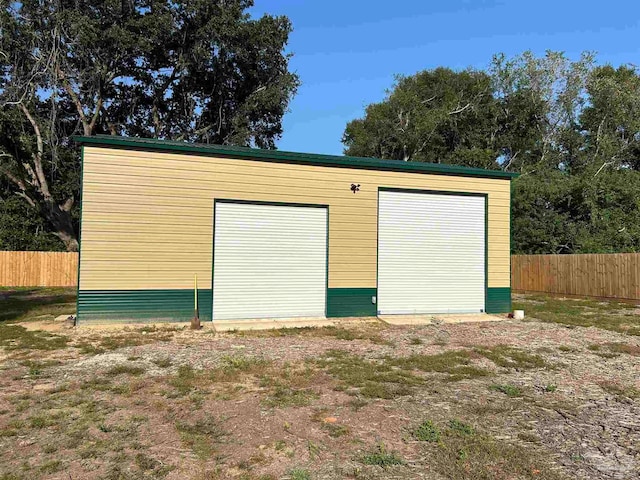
top-left (378, 191), bottom-right (485, 314)
top-left (213, 203), bottom-right (327, 320)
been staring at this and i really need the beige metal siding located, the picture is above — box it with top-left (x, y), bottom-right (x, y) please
top-left (79, 146), bottom-right (511, 291)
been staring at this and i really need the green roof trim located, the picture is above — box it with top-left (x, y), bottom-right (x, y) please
top-left (72, 135), bottom-right (519, 180)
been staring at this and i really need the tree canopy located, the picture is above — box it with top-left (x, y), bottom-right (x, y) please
top-left (343, 51), bottom-right (640, 254)
top-left (0, 0), bottom-right (299, 250)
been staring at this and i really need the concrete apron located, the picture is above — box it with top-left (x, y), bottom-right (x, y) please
top-left (213, 313), bottom-right (503, 331)
top-left (213, 316), bottom-right (379, 332)
top-left (378, 313), bottom-right (504, 326)
top-left (42, 313), bottom-right (502, 332)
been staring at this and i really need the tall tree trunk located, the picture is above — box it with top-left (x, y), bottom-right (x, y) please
top-left (46, 199), bottom-right (78, 252)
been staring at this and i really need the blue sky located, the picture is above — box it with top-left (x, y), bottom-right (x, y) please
top-left (250, 0), bottom-right (640, 155)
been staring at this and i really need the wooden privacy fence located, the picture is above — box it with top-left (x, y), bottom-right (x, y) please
top-left (0, 251), bottom-right (78, 287)
top-left (3, 250), bottom-right (640, 299)
top-left (512, 253), bottom-right (640, 301)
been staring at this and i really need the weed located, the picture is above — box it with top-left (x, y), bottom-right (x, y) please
top-left (106, 364), bottom-right (146, 376)
top-left (263, 384), bottom-right (318, 408)
top-left (324, 423), bottom-right (350, 438)
top-left (211, 355), bottom-right (272, 382)
top-left (0, 325), bottom-right (68, 351)
top-left (315, 350), bottom-right (422, 399)
top-left (428, 424), bottom-right (565, 480)
top-left (361, 444), bottom-right (404, 467)
top-left (598, 381), bottom-right (639, 399)
top-left (449, 419), bottom-right (474, 436)
top-left (167, 365), bottom-right (197, 397)
top-left (409, 337), bottom-right (423, 345)
top-left (347, 398), bottom-right (368, 411)
top-left (558, 345), bottom-right (578, 353)
top-left (544, 384), bottom-right (558, 393)
top-left (288, 468), bottom-right (311, 480)
top-left (42, 444), bottom-right (57, 454)
top-left (153, 357), bottom-right (172, 368)
top-left (389, 350), bottom-right (490, 380)
top-left (29, 415), bottom-right (52, 429)
top-left (133, 452), bottom-right (173, 476)
top-left (518, 432), bottom-right (540, 443)
top-left (603, 342), bottom-right (640, 357)
top-left (490, 384), bottom-right (522, 397)
top-left (413, 420), bottom-right (440, 442)
top-left (176, 417), bottom-right (226, 460)
top-left (307, 440), bottom-right (321, 460)
top-left (38, 460), bottom-right (62, 474)
top-left (475, 345), bottom-right (548, 370)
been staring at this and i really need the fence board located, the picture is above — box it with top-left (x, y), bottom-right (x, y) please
top-left (511, 253), bottom-right (640, 301)
top-left (0, 251), bottom-right (78, 287)
top-left (4, 250), bottom-right (640, 298)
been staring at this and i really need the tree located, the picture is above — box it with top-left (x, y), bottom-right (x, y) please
top-left (490, 51), bottom-right (594, 174)
top-left (0, 0), bottom-right (299, 251)
top-left (580, 65), bottom-right (640, 174)
top-left (342, 51), bottom-right (640, 254)
top-left (342, 68), bottom-right (501, 169)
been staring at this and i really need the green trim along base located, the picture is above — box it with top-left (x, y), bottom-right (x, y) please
top-left (77, 287), bottom-right (508, 322)
top-left (77, 289), bottom-right (212, 323)
top-left (486, 287), bottom-right (511, 314)
top-left (327, 288), bottom-right (377, 317)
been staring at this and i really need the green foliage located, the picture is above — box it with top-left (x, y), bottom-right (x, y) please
top-left (448, 419), bottom-right (475, 436)
top-left (412, 420), bottom-right (441, 442)
top-left (288, 469), bottom-right (312, 480)
top-left (0, 1), bottom-right (298, 249)
top-left (344, 51), bottom-right (640, 254)
top-left (361, 444), bottom-right (405, 467)
top-left (489, 384), bottom-right (522, 397)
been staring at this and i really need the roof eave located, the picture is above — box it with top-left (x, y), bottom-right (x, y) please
top-left (72, 135), bottom-right (520, 180)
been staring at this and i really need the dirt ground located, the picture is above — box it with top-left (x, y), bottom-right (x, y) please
top-left (0, 292), bottom-right (639, 480)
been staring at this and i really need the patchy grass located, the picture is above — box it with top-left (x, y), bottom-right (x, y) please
top-left (167, 365), bottom-right (199, 397)
top-left (0, 324), bottom-right (68, 351)
top-left (259, 365), bottom-right (319, 408)
top-left (211, 355), bottom-right (272, 382)
top-left (490, 384), bottom-right (523, 397)
top-left (0, 287), bottom-right (76, 323)
top-left (598, 380), bottom-right (639, 399)
top-left (288, 468), bottom-right (312, 480)
top-left (389, 350), bottom-right (490, 381)
top-left (602, 342), bottom-right (640, 357)
top-left (361, 444), bottom-right (405, 467)
top-left (448, 419), bottom-right (475, 436)
top-left (315, 350), bottom-right (422, 399)
top-left (106, 364), bottom-right (146, 376)
top-left (475, 345), bottom-right (549, 370)
top-left (152, 357), bottom-right (173, 368)
top-left (514, 294), bottom-right (640, 336)
top-left (423, 420), bottom-right (566, 480)
top-left (412, 420), bottom-right (440, 442)
top-left (233, 324), bottom-right (391, 345)
top-left (175, 417), bottom-right (226, 459)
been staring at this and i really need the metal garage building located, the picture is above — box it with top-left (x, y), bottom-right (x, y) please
top-left (74, 136), bottom-right (517, 323)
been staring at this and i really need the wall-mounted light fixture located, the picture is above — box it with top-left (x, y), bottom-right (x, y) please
top-left (350, 183), bottom-right (361, 194)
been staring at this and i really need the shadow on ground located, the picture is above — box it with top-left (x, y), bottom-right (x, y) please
top-left (0, 287), bottom-right (76, 323)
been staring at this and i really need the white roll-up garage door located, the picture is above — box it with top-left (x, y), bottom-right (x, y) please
top-left (378, 190), bottom-right (485, 314)
top-left (212, 202), bottom-right (327, 321)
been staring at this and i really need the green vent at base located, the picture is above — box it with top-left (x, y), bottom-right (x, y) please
top-left (78, 289), bottom-right (212, 323)
top-left (327, 288), bottom-right (377, 317)
top-left (486, 287), bottom-right (511, 314)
